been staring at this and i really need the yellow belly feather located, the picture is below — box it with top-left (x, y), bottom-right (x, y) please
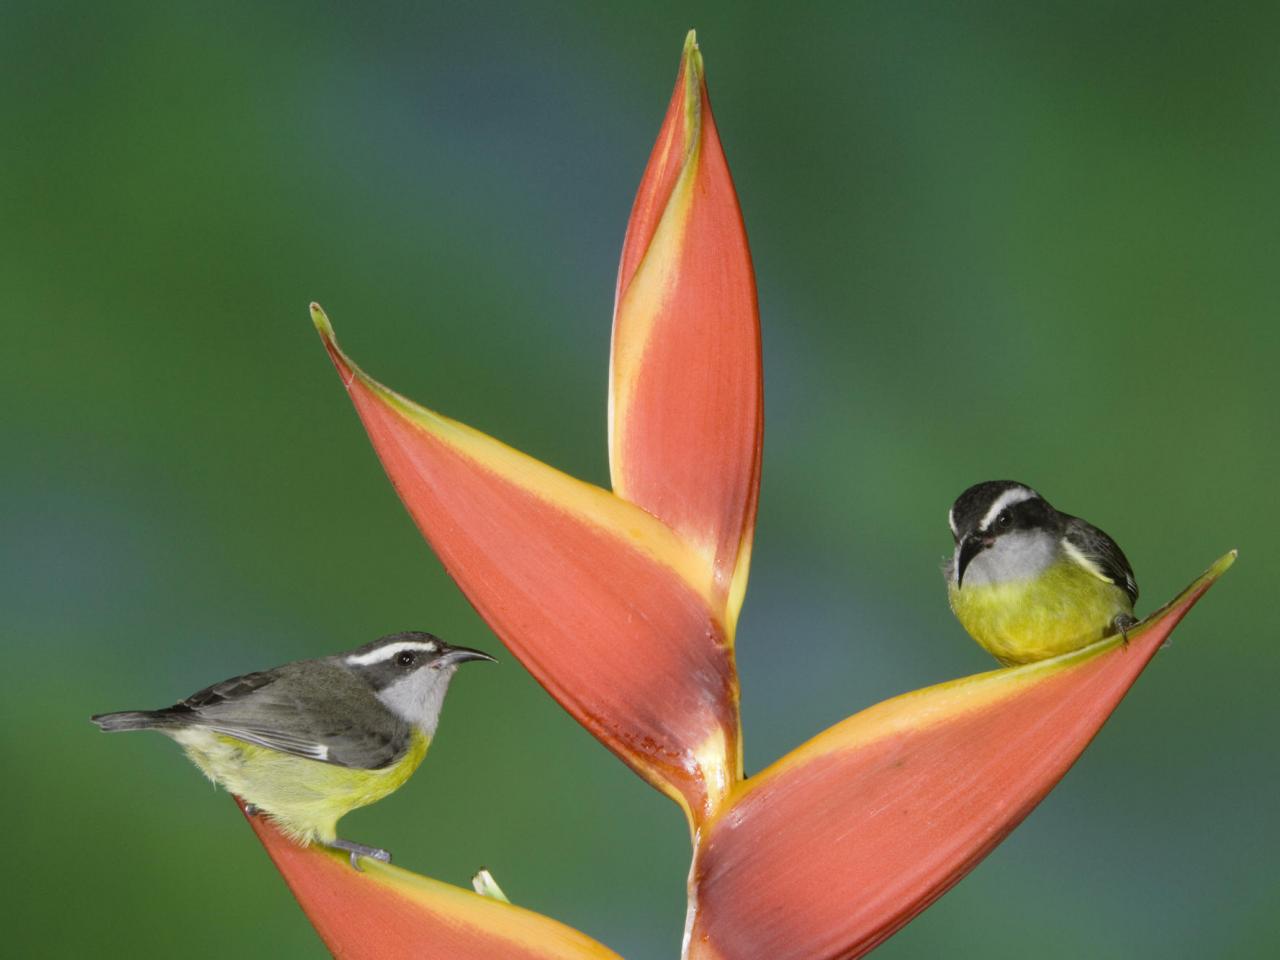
top-left (948, 558), bottom-right (1133, 666)
top-left (172, 728), bottom-right (430, 844)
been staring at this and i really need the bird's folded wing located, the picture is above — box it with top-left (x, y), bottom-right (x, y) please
top-left (1062, 517), bottom-right (1139, 603)
top-left (191, 711), bottom-right (408, 769)
top-left (199, 722), bottom-right (337, 762)
top-left (179, 664), bottom-right (409, 769)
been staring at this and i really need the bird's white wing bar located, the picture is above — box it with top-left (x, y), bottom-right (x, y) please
top-left (1060, 538), bottom-right (1116, 583)
top-left (203, 724), bottom-right (332, 761)
top-left (344, 640), bottom-right (440, 667)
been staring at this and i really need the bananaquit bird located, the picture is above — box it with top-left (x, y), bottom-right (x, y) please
top-left (945, 481), bottom-right (1138, 666)
top-left (91, 632), bottom-right (494, 868)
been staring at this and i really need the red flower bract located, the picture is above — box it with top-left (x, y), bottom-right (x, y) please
top-left (610, 31), bottom-right (762, 632)
top-left (242, 801), bottom-right (621, 960)
top-left (684, 554), bottom-right (1233, 960)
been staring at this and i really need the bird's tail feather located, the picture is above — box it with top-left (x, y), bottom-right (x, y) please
top-left (91, 710), bottom-right (174, 732)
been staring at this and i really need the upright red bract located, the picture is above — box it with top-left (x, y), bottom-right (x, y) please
top-left (271, 30), bottom-right (1234, 959)
top-left (610, 32), bottom-right (762, 632)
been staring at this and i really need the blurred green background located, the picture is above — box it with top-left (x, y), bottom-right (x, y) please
top-left (3, 2), bottom-right (1275, 957)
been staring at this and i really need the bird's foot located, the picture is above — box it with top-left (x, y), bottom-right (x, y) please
top-left (326, 838), bottom-right (392, 871)
top-left (1112, 614), bottom-right (1138, 649)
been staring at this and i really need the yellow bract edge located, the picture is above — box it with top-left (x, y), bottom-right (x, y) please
top-left (310, 303), bottom-right (719, 610)
top-left (722, 550), bottom-right (1236, 812)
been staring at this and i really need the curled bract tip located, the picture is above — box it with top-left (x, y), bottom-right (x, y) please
top-left (1129, 548), bottom-right (1235, 640)
top-left (682, 32), bottom-right (704, 121)
top-left (310, 302), bottom-right (334, 339)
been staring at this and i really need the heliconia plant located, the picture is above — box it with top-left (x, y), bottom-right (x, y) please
top-left (258, 30), bottom-right (1234, 960)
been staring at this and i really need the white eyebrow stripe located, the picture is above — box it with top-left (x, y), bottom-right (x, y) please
top-left (979, 487), bottom-right (1036, 531)
top-left (345, 640), bottom-right (439, 666)
top-left (948, 505), bottom-right (958, 538)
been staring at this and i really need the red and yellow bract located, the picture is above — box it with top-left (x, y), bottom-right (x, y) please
top-left (684, 553), bottom-right (1233, 960)
top-left (241, 801), bottom-right (621, 960)
top-left (610, 31), bottom-right (762, 634)
top-left (281, 30), bottom-right (1234, 960)
top-left (313, 303), bottom-right (738, 827)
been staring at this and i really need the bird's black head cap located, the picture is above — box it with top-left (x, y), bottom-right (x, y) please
top-left (948, 480), bottom-right (1057, 543)
top-left (341, 631), bottom-right (494, 690)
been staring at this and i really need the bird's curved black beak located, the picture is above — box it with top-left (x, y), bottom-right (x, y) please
top-left (955, 534), bottom-right (992, 589)
top-left (437, 643), bottom-right (497, 666)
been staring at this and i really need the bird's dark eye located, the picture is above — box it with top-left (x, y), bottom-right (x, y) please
top-left (997, 511), bottom-right (1012, 528)
top-left (396, 651), bottom-right (416, 667)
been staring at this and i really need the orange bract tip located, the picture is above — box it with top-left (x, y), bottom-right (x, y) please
top-left (310, 302), bottom-right (335, 338)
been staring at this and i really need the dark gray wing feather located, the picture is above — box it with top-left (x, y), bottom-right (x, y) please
top-left (1062, 515), bottom-right (1139, 605)
top-left (166, 660), bottom-right (409, 769)
top-left (180, 669), bottom-right (278, 710)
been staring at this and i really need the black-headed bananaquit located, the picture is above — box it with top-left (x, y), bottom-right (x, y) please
top-left (945, 481), bottom-right (1139, 666)
top-left (91, 631), bottom-right (494, 868)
